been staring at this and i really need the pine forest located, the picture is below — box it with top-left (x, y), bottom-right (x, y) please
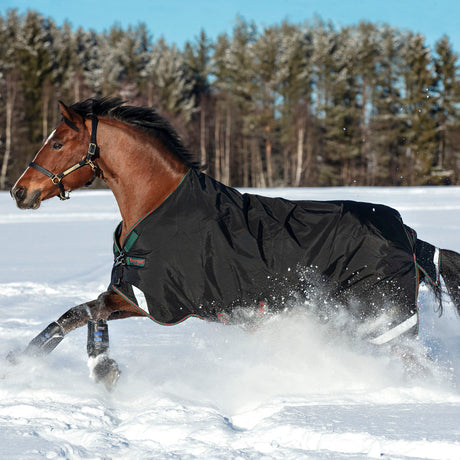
top-left (1, 9), bottom-right (460, 189)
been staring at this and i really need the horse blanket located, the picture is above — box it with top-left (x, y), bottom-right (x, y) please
top-left (110, 169), bottom-right (426, 343)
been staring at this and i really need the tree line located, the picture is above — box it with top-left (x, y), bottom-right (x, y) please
top-left (1, 9), bottom-right (460, 190)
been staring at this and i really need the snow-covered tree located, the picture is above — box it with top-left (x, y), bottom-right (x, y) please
top-left (0, 9), bottom-right (20, 189)
top-left (184, 29), bottom-right (212, 166)
top-left (145, 38), bottom-right (196, 120)
top-left (432, 36), bottom-right (460, 181)
top-left (400, 32), bottom-right (437, 183)
top-left (277, 21), bottom-right (315, 185)
top-left (1, 9), bottom-right (460, 188)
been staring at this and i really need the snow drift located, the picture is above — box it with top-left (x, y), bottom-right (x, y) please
top-left (1, 186), bottom-right (459, 459)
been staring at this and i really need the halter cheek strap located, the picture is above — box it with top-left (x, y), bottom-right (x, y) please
top-left (29, 116), bottom-right (101, 201)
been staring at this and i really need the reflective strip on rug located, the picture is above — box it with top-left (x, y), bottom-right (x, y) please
top-left (132, 285), bottom-right (149, 314)
top-left (434, 247), bottom-right (440, 283)
top-left (369, 313), bottom-right (418, 345)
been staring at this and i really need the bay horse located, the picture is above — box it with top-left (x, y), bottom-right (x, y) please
top-left (10, 97), bottom-right (460, 389)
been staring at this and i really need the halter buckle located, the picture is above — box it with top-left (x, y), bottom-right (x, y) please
top-left (87, 143), bottom-right (97, 157)
top-left (87, 158), bottom-right (98, 172)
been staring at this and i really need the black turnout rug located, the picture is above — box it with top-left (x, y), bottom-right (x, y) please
top-left (110, 169), bottom-right (437, 342)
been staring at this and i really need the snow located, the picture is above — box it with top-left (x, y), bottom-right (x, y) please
top-left (1, 186), bottom-right (460, 459)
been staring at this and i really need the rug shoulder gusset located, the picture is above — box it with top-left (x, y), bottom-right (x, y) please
top-left (109, 281), bottom-right (210, 325)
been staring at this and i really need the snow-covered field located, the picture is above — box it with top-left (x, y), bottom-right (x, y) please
top-left (1, 186), bottom-right (459, 459)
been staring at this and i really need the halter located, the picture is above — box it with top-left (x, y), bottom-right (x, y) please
top-left (29, 116), bottom-right (101, 200)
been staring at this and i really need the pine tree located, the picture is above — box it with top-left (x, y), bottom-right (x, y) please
top-left (432, 35), bottom-right (460, 182)
top-left (250, 25), bottom-right (282, 186)
top-left (0, 9), bottom-right (20, 189)
top-left (1, 10), bottom-right (460, 188)
top-left (212, 18), bottom-right (258, 185)
top-left (211, 32), bottom-right (231, 182)
top-left (227, 17), bottom-right (264, 187)
top-left (354, 22), bottom-right (380, 185)
top-left (367, 25), bottom-right (406, 185)
top-left (51, 20), bottom-right (78, 104)
top-left (104, 23), bottom-right (151, 100)
top-left (400, 32), bottom-right (437, 184)
top-left (314, 23), bottom-right (362, 185)
top-left (184, 30), bottom-right (212, 166)
top-left (15, 10), bottom-right (55, 142)
top-left (145, 38), bottom-right (196, 120)
top-left (277, 21), bottom-right (315, 185)
top-left (75, 28), bottom-right (105, 96)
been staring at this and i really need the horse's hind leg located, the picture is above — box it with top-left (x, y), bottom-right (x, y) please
top-left (440, 248), bottom-right (460, 316)
top-left (415, 240), bottom-right (460, 316)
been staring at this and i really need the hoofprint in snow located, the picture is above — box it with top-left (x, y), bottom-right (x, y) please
top-left (1, 187), bottom-right (460, 459)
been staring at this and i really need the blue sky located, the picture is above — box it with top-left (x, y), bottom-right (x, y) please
top-left (2, 0), bottom-right (460, 52)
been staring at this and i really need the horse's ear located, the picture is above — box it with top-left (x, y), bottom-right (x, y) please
top-left (58, 101), bottom-right (83, 130)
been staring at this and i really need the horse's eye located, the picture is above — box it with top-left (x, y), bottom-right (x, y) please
top-left (51, 142), bottom-right (63, 151)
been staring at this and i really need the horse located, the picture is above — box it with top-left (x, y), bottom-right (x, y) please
top-left (10, 97), bottom-right (460, 390)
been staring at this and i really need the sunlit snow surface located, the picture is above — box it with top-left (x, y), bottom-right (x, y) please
top-left (1, 186), bottom-right (459, 459)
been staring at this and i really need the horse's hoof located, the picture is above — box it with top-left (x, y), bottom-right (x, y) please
top-left (5, 350), bottom-right (20, 365)
top-left (90, 356), bottom-right (121, 391)
top-left (390, 344), bottom-right (433, 378)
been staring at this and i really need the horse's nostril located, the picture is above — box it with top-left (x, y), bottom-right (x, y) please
top-left (12, 185), bottom-right (27, 201)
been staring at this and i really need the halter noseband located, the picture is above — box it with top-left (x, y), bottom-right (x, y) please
top-left (29, 116), bottom-right (101, 201)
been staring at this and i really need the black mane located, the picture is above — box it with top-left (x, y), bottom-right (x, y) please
top-left (70, 97), bottom-right (200, 169)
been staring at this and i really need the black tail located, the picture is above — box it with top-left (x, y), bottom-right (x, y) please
top-left (440, 248), bottom-right (460, 316)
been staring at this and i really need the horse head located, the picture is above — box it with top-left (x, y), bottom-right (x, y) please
top-left (11, 96), bottom-right (197, 242)
top-left (11, 101), bottom-right (99, 209)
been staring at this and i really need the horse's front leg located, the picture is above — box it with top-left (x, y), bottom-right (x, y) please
top-left (5, 300), bottom-right (92, 363)
top-left (83, 292), bottom-right (143, 390)
top-left (19, 292), bottom-right (104, 355)
top-left (10, 291), bottom-right (142, 389)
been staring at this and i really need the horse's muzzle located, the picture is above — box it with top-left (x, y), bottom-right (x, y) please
top-left (11, 185), bottom-right (41, 209)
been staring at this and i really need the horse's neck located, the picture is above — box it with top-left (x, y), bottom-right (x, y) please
top-left (112, 179), bottom-right (184, 244)
top-left (97, 121), bottom-right (188, 244)
top-left (108, 162), bottom-right (187, 244)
